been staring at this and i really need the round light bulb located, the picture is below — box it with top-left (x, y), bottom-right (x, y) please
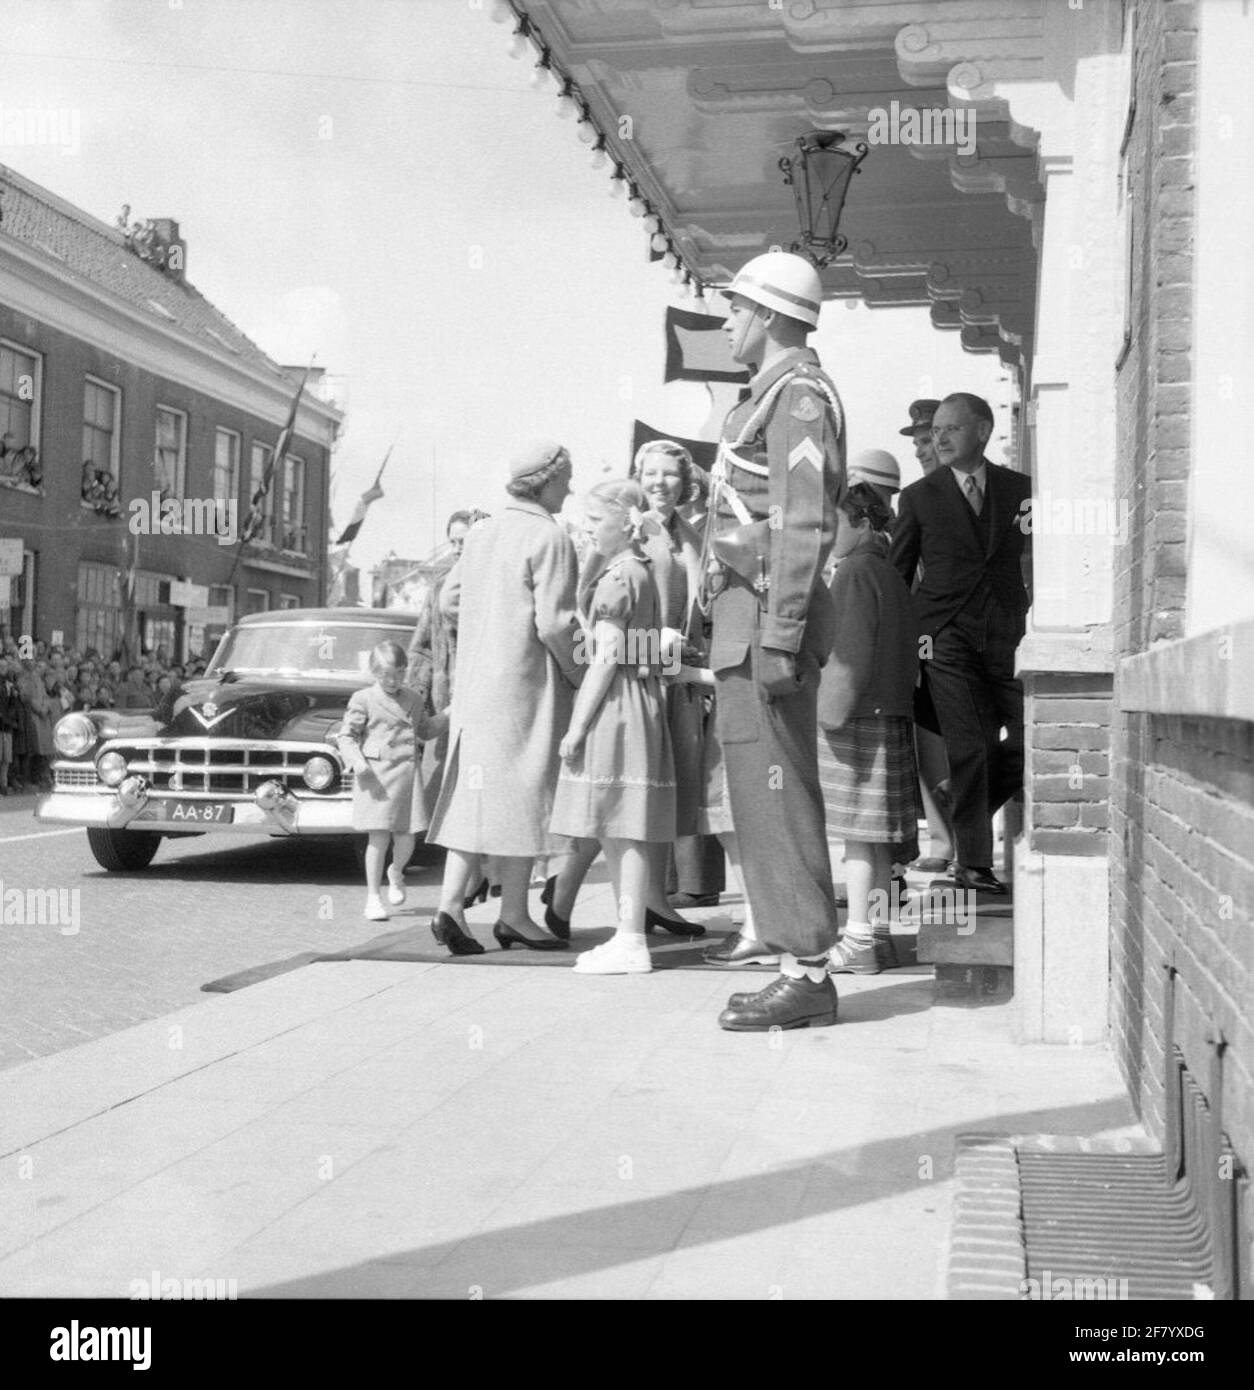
top-left (576, 117), bottom-right (597, 145)
top-left (627, 195), bottom-right (646, 218)
top-left (651, 232), bottom-right (668, 253)
top-left (590, 145), bottom-right (609, 170)
top-left (662, 250), bottom-right (679, 271)
top-left (555, 91), bottom-right (578, 119)
top-left (608, 174), bottom-right (626, 198)
top-left (643, 213), bottom-right (661, 234)
top-left (530, 62), bottom-right (556, 92)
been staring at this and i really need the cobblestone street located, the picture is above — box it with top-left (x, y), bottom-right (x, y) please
top-left (0, 793), bottom-right (452, 1068)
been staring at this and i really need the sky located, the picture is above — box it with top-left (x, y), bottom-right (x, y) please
top-left (0, 0), bottom-right (1011, 573)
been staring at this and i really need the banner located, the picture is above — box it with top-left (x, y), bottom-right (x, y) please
top-left (631, 422), bottom-right (718, 476)
top-left (663, 306), bottom-right (752, 385)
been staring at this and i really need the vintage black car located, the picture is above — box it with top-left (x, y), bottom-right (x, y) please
top-left (38, 608), bottom-right (419, 871)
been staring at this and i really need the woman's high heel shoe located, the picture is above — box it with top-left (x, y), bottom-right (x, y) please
top-left (431, 911), bottom-right (485, 956)
top-left (644, 907), bottom-right (706, 939)
top-left (537, 875), bottom-right (570, 941)
top-left (493, 921), bottom-right (567, 952)
top-left (544, 902), bottom-right (571, 942)
top-left (463, 877), bottom-right (490, 909)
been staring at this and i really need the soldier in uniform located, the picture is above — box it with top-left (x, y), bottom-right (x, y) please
top-left (701, 251), bottom-right (846, 1031)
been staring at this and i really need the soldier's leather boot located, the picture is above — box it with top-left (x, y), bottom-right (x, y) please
top-left (717, 972), bottom-right (838, 1031)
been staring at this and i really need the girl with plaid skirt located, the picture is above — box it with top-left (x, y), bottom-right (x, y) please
top-left (817, 482), bottom-right (924, 974)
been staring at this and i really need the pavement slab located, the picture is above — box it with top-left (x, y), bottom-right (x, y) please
top-left (0, 948), bottom-right (1143, 1299)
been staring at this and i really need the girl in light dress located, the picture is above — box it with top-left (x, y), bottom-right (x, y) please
top-left (337, 641), bottom-right (448, 922)
top-left (550, 479), bottom-right (677, 974)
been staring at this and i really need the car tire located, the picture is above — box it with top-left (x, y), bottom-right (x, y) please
top-left (86, 827), bottom-right (162, 871)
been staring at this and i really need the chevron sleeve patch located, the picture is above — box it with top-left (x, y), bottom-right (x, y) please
top-left (788, 436), bottom-right (824, 472)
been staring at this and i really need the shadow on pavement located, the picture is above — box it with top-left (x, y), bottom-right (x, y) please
top-left (247, 1093), bottom-right (1137, 1299)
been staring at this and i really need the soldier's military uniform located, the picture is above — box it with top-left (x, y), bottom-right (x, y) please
top-left (707, 345), bottom-right (846, 958)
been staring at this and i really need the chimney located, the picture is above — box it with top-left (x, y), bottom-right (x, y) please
top-left (149, 218), bottom-right (187, 282)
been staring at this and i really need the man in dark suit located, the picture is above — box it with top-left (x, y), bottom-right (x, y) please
top-left (889, 392), bottom-right (1031, 894)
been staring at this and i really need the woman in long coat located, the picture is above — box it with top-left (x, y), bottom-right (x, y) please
top-left (425, 443), bottom-right (584, 954)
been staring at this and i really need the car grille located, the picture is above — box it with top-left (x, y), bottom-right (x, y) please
top-left (79, 739), bottom-right (350, 798)
top-left (54, 766), bottom-right (103, 790)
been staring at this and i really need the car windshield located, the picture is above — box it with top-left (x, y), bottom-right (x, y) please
top-left (206, 622), bottom-right (414, 679)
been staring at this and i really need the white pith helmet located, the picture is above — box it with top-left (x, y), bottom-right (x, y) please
top-left (848, 448), bottom-right (902, 493)
top-left (726, 251), bottom-right (823, 328)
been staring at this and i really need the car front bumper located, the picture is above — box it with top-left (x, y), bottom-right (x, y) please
top-left (35, 789), bottom-right (356, 836)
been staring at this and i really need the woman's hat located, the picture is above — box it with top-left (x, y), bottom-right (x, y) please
top-left (508, 441), bottom-right (569, 481)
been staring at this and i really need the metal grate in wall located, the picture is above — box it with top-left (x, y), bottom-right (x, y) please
top-left (1019, 1146), bottom-right (1212, 1299)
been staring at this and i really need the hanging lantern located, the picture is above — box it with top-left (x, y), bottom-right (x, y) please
top-left (778, 130), bottom-right (868, 268)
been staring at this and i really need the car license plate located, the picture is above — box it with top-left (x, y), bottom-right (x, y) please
top-left (149, 800), bottom-right (235, 824)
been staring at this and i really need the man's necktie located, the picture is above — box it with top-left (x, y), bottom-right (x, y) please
top-left (964, 474), bottom-right (983, 516)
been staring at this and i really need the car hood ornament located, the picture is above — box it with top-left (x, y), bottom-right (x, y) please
top-left (190, 698), bottom-right (232, 729)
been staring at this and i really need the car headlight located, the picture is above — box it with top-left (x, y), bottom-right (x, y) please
top-left (54, 713), bottom-right (98, 758)
top-left (302, 755), bottom-right (336, 791)
top-left (96, 750), bottom-right (129, 787)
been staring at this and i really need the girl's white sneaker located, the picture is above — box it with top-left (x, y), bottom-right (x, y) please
top-left (573, 935), bottom-right (652, 975)
top-left (364, 895), bottom-right (389, 922)
top-left (385, 871), bottom-right (406, 907)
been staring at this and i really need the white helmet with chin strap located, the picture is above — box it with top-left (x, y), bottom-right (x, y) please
top-left (726, 251), bottom-right (823, 329)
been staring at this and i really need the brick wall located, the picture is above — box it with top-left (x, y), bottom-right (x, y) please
top-left (1111, 0), bottom-right (1252, 1257)
top-left (1025, 672), bottom-right (1112, 857)
top-left (0, 304), bottom-right (330, 645)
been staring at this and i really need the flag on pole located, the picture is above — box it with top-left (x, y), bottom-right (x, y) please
top-left (118, 528), bottom-right (139, 664)
top-left (335, 480), bottom-right (385, 546)
top-left (241, 364), bottom-right (310, 544)
top-left (334, 446), bottom-right (392, 547)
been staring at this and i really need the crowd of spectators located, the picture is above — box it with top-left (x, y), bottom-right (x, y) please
top-left (0, 634), bottom-right (207, 794)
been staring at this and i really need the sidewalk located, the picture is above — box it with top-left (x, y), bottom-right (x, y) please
top-left (0, 870), bottom-right (1141, 1300)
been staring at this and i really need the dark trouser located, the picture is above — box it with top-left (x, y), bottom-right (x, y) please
top-left (715, 643), bottom-right (839, 958)
top-left (923, 600), bottom-right (1024, 869)
top-left (668, 835), bottom-right (725, 896)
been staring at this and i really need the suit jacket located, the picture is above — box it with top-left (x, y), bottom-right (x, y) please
top-left (889, 460), bottom-right (1032, 638)
top-left (817, 533), bottom-right (920, 728)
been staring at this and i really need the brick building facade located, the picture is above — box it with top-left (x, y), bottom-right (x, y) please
top-left (1110, 0), bottom-right (1253, 1290)
top-left (0, 165), bottom-right (342, 660)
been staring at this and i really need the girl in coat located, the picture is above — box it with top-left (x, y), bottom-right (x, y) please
top-left (338, 641), bottom-right (447, 922)
top-left (551, 479), bottom-right (677, 975)
top-left (816, 483), bottom-right (924, 974)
